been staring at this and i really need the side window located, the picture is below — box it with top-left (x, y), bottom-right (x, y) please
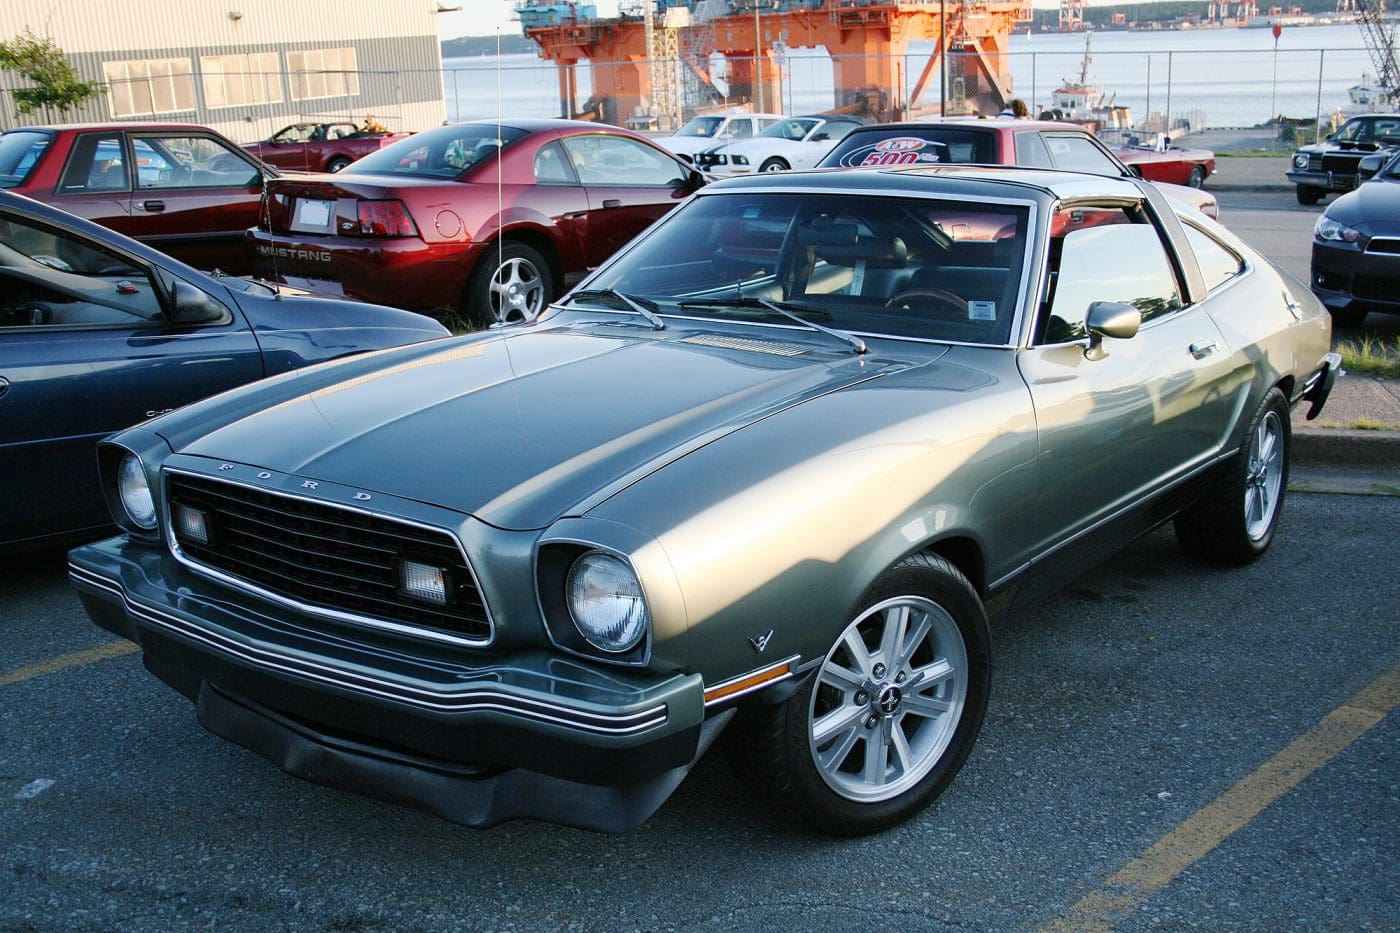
top-left (1183, 223), bottom-right (1245, 292)
top-left (0, 212), bottom-right (165, 328)
top-left (132, 135), bottom-right (259, 190)
top-left (561, 136), bottom-right (685, 187)
top-left (1014, 131), bottom-right (1054, 168)
top-left (1042, 214), bottom-right (1183, 343)
top-left (1044, 134), bottom-right (1122, 176)
top-left (58, 133), bottom-right (128, 194)
top-left (533, 142), bottom-right (576, 184)
top-left (728, 119), bottom-right (754, 139)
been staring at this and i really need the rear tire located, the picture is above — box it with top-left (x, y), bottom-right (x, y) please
top-left (725, 553), bottom-right (990, 836)
top-left (1175, 388), bottom-right (1290, 565)
top-left (326, 156), bottom-right (352, 173)
top-left (461, 241), bottom-right (554, 329)
top-left (1188, 165), bottom-right (1206, 188)
top-left (1296, 185), bottom-right (1323, 205)
top-left (759, 157), bottom-right (789, 173)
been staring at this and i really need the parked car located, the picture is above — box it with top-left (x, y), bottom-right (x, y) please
top-left (1310, 149), bottom-right (1400, 328)
top-left (1097, 128), bottom-right (1216, 187)
top-left (653, 111), bottom-right (786, 163)
top-left (816, 119), bottom-right (1220, 218)
top-left (0, 123), bottom-right (274, 273)
top-left (0, 190), bottom-right (446, 552)
top-left (242, 121), bottom-right (412, 174)
top-left (71, 166), bottom-right (1338, 836)
top-left (1287, 113), bottom-right (1400, 205)
top-left (247, 119), bottom-right (705, 326)
top-left (698, 114), bottom-right (870, 175)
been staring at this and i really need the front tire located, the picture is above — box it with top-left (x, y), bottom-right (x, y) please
top-left (1296, 184), bottom-right (1323, 205)
top-left (326, 155), bottom-right (352, 173)
top-left (726, 553), bottom-right (991, 836)
top-left (758, 157), bottom-right (789, 173)
top-left (1175, 387), bottom-right (1290, 565)
top-left (1188, 165), bottom-right (1206, 188)
top-left (462, 241), bottom-right (554, 329)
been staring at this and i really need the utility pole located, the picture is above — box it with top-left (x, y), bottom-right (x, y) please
top-left (940, 0), bottom-right (947, 115)
top-left (753, 2), bottom-right (764, 113)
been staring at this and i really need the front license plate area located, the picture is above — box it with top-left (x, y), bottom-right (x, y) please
top-left (291, 198), bottom-right (334, 233)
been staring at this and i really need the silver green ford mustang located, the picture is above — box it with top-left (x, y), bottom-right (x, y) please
top-left (70, 166), bottom-right (1339, 835)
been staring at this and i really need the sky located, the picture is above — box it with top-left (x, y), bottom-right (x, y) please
top-left (438, 0), bottom-right (1082, 41)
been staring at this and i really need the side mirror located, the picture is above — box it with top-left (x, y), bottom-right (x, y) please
top-left (1358, 153), bottom-right (1384, 180)
top-left (685, 168), bottom-right (707, 190)
top-left (169, 280), bottom-right (229, 325)
top-left (1084, 301), bottom-right (1140, 361)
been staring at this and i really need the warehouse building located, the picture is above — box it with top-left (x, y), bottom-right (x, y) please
top-left (0, 0), bottom-right (447, 142)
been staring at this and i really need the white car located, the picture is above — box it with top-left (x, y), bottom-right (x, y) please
top-left (700, 115), bottom-right (868, 176)
top-left (654, 112), bottom-right (786, 162)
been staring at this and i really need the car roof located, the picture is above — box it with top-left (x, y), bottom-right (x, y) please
top-left (843, 119), bottom-right (1086, 134)
top-left (700, 163), bottom-right (1146, 202)
top-left (3, 122), bottom-right (225, 134)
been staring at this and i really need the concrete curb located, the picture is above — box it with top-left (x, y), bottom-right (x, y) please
top-left (1293, 427), bottom-right (1400, 470)
top-left (1206, 183), bottom-right (1293, 193)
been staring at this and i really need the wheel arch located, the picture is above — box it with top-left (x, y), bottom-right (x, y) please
top-left (466, 225), bottom-right (565, 299)
top-left (920, 535), bottom-right (986, 597)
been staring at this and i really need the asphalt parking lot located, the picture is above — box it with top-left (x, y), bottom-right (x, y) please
top-left (1, 188), bottom-right (1397, 931)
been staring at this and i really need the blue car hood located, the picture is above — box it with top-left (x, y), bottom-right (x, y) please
top-left (171, 320), bottom-right (927, 530)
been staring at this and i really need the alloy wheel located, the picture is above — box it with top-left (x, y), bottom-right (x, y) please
top-left (808, 595), bottom-right (968, 802)
top-left (1244, 410), bottom-right (1284, 541)
top-left (489, 256), bottom-right (545, 323)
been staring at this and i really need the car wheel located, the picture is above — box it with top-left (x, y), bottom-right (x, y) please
top-left (1296, 185), bottom-right (1323, 205)
top-left (1329, 307), bottom-right (1367, 329)
top-left (1188, 165), bottom-right (1206, 188)
top-left (1175, 387), bottom-right (1290, 566)
top-left (462, 241), bottom-right (554, 329)
top-left (726, 553), bottom-right (991, 836)
top-left (326, 156), bottom-right (352, 173)
top-left (759, 157), bottom-right (789, 173)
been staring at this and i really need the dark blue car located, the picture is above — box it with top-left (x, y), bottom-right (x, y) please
top-left (0, 190), bottom-right (448, 552)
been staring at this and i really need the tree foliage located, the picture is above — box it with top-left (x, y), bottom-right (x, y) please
top-left (0, 29), bottom-right (103, 119)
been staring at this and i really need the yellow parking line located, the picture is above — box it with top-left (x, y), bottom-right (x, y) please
top-left (0, 641), bottom-right (139, 688)
top-left (1045, 660), bottom-right (1400, 932)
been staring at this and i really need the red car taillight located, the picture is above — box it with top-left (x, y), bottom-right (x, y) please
top-left (355, 199), bottom-right (418, 237)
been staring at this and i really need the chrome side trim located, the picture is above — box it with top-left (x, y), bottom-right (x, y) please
top-left (162, 466), bottom-right (496, 650)
top-left (69, 563), bottom-right (666, 737)
top-left (703, 655), bottom-right (801, 708)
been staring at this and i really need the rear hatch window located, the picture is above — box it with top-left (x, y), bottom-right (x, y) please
top-left (819, 128), bottom-right (997, 169)
top-left (0, 131), bottom-right (51, 188)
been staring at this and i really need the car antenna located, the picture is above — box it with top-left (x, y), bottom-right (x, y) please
top-left (259, 180), bottom-right (284, 300)
top-left (495, 26), bottom-right (504, 323)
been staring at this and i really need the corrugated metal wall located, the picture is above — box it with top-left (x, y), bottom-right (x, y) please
top-left (0, 1), bottom-right (448, 136)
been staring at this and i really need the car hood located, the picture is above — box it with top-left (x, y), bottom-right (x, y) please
top-left (172, 320), bottom-right (929, 530)
top-left (1325, 178), bottom-right (1400, 232)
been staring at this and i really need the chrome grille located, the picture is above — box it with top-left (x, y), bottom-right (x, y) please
top-left (166, 473), bottom-right (491, 643)
top-left (1322, 153), bottom-right (1362, 175)
top-left (1307, 153), bottom-right (1324, 171)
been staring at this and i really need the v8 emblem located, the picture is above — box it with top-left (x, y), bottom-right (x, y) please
top-left (749, 629), bottom-right (774, 653)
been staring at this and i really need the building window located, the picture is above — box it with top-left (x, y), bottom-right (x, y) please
top-left (286, 47), bottom-right (360, 102)
top-left (201, 52), bottom-right (282, 108)
top-left (103, 58), bottom-right (195, 117)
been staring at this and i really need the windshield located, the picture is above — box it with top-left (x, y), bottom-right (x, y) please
top-left (583, 192), bottom-right (1031, 345)
top-left (1336, 117), bottom-right (1400, 145)
top-left (761, 118), bottom-right (820, 141)
top-left (0, 131), bottom-right (51, 188)
top-left (677, 116), bottom-right (723, 138)
top-left (819, 128), bottom-right (997, 168)
top-left (349, 123), bottom-right (528, 178)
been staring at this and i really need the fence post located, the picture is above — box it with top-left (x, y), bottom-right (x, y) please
top-left (1314, 48), bottom-right (1326, 143)
top-left (1164, 50), bottom-right (1172, 135)
top-left (1145, 54), bottom-right (1151, 126)
top-left (1031, 52), bottom-right (1036, 114)
top-left (453, 68), bottom-right (460, 122)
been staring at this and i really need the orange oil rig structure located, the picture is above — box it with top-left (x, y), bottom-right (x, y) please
top-left (517, 0), bottom-right (1033, 128)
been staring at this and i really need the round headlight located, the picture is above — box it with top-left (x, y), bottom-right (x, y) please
top-left (117, 454), bottom-right (157, 529)
top-left (1293, 153), bottom-right (1309, 169)
top-left (565, 552), bottom-right (648, 654)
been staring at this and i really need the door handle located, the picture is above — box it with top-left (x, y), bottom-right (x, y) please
top-left (602, 198), bottom-right (622, 209)
top-left (1189, 340), bottom-right (1218, 359)
top-left (141, 200), bottom-right (166, 212)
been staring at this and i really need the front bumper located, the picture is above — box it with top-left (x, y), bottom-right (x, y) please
top-left (69, 537), bottom-right (715, 832)
top-left (1287, 169), bottom-right (1357, 193)
top-left (1310, 240), bottom-right (1400, 314)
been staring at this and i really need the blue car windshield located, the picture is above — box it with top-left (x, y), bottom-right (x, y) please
top-left (0, 131), bottom-right (50, 188)
top-left (586, 191), bottom-right (1031, 346)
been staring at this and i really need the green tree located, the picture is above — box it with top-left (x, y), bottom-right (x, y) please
top-left (0, 29), bottom-right (103, 121)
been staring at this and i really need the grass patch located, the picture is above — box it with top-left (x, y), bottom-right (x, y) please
top-left (1215, 150), bottom-right (1290, 158)
top-left (1335, 335), bottom-right (1400, 379)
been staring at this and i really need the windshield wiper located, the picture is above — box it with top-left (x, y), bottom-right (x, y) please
top-left (678, 297), bottom-right (867, 355)
top-left (562, 288), bottom-right (665, 330)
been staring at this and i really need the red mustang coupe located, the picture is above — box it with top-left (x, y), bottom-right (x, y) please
top-left (0, 123), bottom-right (270, 273)
top-left (247, 119), bottom-right (705, 326)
